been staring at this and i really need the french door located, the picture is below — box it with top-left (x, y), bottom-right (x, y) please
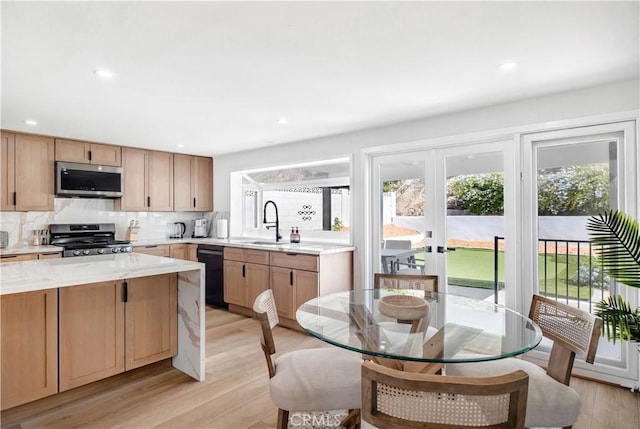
top-left (522, 121), bottom-right (638, 387)
top-left (370, 140), bottom-right (516, 307)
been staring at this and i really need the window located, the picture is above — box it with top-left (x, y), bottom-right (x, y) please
top-left (232, 157), bottom-right (351, 242)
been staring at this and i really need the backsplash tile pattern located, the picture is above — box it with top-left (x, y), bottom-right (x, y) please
top-left (0, 198), bottom-right (223, 247)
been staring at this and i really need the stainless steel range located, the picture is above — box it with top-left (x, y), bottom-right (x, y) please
top-left (50, 223), bottom-right (132, 257)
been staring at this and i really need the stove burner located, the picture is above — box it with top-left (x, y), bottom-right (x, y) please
top-left (49, 223), bottom-right (132, 257)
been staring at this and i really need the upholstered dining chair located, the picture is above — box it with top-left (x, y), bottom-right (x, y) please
top-left (361, 360), bottom-right (529, 429)
top-left (253, 289), bottom-right (362, 429)
top-left (374, 273), bottom-right (438, 292)
top-left (446, 294), bottom-right (602, 429)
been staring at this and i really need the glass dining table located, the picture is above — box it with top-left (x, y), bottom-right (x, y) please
top-left (296, 289), bottom-right (542, 371)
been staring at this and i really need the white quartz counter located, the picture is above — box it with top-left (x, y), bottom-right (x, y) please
top-left (0, 245), bottom-right (63, 256)
top-left (0, 253), bottom-right (202, 295)
top-left (131, 237), bottom-right (356, 255)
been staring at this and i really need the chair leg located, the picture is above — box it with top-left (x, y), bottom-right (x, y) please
top-left (340, 409), bottom-right (361, 429)
top-left (277, 408), bottom-right (289, 429)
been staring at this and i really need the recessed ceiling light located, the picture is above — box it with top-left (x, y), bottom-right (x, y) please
top-left (93, 69), bottom-right (116, 80)
top-left (277, 117), bottom-right (289, 125)
top-left (498, 61), bottom-right (518, 71)
top-left (24, 119), bottom-right (38, 126)
top-left (177, 144), bottom-right (185, 148)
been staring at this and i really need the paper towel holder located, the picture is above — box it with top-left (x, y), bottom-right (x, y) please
top-left (216, 219), bottom-right (228, 239)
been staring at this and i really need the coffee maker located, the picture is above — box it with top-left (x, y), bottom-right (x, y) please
top-left (192, 219), bottom-right (208, 238)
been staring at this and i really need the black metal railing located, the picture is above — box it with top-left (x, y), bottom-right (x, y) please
top-left (493, 236), bottom-right (607, 312)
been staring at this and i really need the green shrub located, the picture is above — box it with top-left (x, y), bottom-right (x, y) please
top-left (447, 173), bottom-right (504, 215)
top-left (537, 164), bottom-right (609, 215)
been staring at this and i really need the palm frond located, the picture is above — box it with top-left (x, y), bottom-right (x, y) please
top-left (586, 210), bottom-right (640, 288)
top-left (594, 295), bottom-right (640, 342)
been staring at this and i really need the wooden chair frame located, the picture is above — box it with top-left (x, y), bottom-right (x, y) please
top-left (528, 294), bottom-right (602, 385)
top-left (373, 273), bottom-right (438, 292)
top-left (361, 360), bottom-right (529, 429)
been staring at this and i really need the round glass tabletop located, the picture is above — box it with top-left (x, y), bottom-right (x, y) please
top-left (296, 289), bottom-right (543, 363)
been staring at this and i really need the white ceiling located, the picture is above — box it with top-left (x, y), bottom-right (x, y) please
top-left (2, 1), bottom-right (638, 157)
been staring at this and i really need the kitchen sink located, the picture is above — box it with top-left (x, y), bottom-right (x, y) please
top-left (251, 241), bottom-right (285, 246)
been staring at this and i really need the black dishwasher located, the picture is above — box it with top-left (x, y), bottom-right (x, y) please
top-left (197, 245), bottom-right (227, 308)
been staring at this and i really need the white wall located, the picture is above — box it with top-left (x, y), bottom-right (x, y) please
top-left (213, 79), bottom-right (640, 284)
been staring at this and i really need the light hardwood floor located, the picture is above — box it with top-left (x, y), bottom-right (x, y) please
top-left (2, 306), bottom-right (639, 429)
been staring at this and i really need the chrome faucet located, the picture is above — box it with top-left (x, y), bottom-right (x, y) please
top-left (263, 200), bottom-right (282, 242)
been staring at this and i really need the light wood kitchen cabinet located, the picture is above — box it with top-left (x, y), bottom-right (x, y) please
top-left (270, 259), bottom-right (319, 320)
top-left (59, 281), bottom-right (125, 391)
top-left (187, 244), bottom-right (198, 262)
top-left (0, 252), bottom-right (61, 263)
top-left (133, 244), bottom-right (171, 257)
top-left (1, 289), bottom-right (58, 410)
top-left (0, 253), bottom-right (37, 263)
top-left (174, 154), bottom-right (213, 212)
top-left (116, 148), bottom-right (173, 212)
top-left (55, 138), bottom-right (121, 166)
top-left (1, 132), bottom-right (54, 211)
top-left (169, 243), bottom-right (188, 260)
top-left (223, 247), bottom-right (270, 308)
top-left (58, 274), bottom-right (177, 390)
top-left (126, 274), bottom-right (178, 370)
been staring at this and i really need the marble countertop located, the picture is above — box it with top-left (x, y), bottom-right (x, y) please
top-left (0, 237), bottom-right (355, 257)
top-left (0, 253), bottom-right (203, 295)
top-left (113, 237), bottom-right (354, 255)
top-left (0, 245), bottom-right (63, 256)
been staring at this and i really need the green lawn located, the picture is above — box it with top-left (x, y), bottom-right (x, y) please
top-left (415, 247), bottom-right (602, 300)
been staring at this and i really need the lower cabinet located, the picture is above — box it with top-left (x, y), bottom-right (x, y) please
top-left (58, 274), bottom-right (177, 391)
top-left (223, 250), bottom-right (270, 308)
top-left (1, 289), bottom-right (58, 410)
top-left (224, 247), bottom-right (353, 330)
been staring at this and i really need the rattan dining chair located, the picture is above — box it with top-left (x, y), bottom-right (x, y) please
top-left (374, 273), bottom-right (438, 292)
top-left (446, 294), bottom-right (602, 429)
top-left (253, 289), bottom-right (362, 429)
top-left (361, 360), bottom-right (529, 429)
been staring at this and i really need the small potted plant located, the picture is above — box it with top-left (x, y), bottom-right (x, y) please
top-left (586, 210), bottom-right (640, 387)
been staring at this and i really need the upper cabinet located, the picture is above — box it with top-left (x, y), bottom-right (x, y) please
top-left (1, 132), bottom-right (54, 211)
top-left (55, 139), bottom-right (121, 166)
top-left (174, 154), bottom-right (213, 212)
top-left (116, 148), bottom-right (173, 212)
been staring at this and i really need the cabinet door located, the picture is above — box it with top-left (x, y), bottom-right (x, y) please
top-left (125, 274), bottom-right (178, 370)
top-left (193, 156), bottom-right (213, 211)
top-left (1, 132), bottom-right (16, 211)
top-left (59, 281), bottom-right (125, 391)
top-left (223, 259), bottom-right (245, 306)
top-left (245, 263), bottom-right (270, 308)
top-left (148, 151), bottom-right (174, 211)
top-left (89, 143), bottom-right (121, 166)
top-left (14, 134), bottom-right (54, 211)
top-left (1, 289), bottom-right (58, 410)
top-left (187, 244), bottom-right (198, 262)
top-left (270, 266), bottom-right (295, 319)
top-left (170, 244), bottom-right (188, 260)
top-left (55, 138), bottom-right (90, 163)
top-left (295, 270), bottom-right (319, 312)
top-left (118, 147), bottom-right (147, 211)
top-left (173, 154), bottom-right (193, 211)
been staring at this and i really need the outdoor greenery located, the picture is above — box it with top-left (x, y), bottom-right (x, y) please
top-left (447, 173), bottom-right (504, 215)
top-left (444, 164), bottom-right (609, 216)
top-left (538, 164), bottom-right (609, 215)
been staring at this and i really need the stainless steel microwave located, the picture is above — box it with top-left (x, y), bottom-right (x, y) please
top-left (56, 162), bottom-right (123, 198)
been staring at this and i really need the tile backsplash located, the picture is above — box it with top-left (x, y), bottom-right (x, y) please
top-left (0, 198), bottom-right (226, 247)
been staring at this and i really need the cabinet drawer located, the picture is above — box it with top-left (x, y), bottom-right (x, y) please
top-left (133, 245), bottom-right (170, 257)
top-left (0, 254), bottom-right (37, 263)
top-left (245, 249), bottom-right (269, 265)
top-left (224, 247), bottom-right (245, 262)
top-left (270, 252), bottom-right (318, 272)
